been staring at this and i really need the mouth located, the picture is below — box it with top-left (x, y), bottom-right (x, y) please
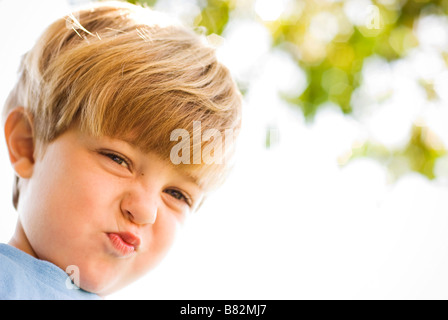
top-left (107, 232), bottom-right (141, 257)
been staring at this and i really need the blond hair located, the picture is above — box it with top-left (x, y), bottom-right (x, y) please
top-left (4, 1), bottom-right (242, 209)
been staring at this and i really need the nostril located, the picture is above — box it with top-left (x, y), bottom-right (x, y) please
top-left (126, 210), bottom-right (135, 221)
top-left (124, 208), bottom-right (157, 225)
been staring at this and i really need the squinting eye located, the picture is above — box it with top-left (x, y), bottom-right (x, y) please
top-left (165, 189), bottom-right (191, 206)
top-left (102, 152), bottom-right (130, 169)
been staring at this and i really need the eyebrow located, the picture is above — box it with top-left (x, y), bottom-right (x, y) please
top-left (183, 171), bottom-right (202, 190)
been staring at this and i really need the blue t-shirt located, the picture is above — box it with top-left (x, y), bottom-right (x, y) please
top-left (0, 243), bottom-right (100, 300)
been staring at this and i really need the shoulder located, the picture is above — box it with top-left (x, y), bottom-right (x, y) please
top-left (0, 244), bottom-right (100, 300)
top-left (0, 244), bottom-right (32, 299)
top-left (0, 244), bottom-right (99, 300)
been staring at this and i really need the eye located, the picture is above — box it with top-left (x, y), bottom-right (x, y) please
top-left (100, 151), bottom-right (130, 169)
top-left (164, 189), bottom-right (192, 206)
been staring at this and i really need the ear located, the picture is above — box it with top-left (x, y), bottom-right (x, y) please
top-left (4, 107), bottom-right (35, 179)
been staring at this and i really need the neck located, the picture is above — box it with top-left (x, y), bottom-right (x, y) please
top-left (8, 220), bottom-right (38, 258)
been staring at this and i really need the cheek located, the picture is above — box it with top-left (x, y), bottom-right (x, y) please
top-left (35, 167), bottom-right (112, 223)
top-left (20, 156), bottom-right (119, 261)
top-left (136, 213), bottom-right (182, 273)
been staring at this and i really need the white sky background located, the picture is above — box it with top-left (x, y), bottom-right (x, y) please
top-left (1, 0), bottom-right (448, 299)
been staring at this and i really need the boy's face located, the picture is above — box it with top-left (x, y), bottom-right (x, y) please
top-left (12, 126), bottom-right (203, 295)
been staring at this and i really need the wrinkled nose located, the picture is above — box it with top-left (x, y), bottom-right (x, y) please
top-left (121, 190), bottom-right (158, 226)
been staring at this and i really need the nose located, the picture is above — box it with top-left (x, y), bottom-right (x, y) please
top-left (121, 189), bottom-right (158, 226)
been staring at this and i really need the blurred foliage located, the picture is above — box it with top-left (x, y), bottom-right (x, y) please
top-left (347, 124), bottom-right (447, 181)
top-left (196, 0), bottom-right (234, 35)
top-left (126, 0), bottom-right (157, 7)
top-left (128, 0), bottom-right (448, 180)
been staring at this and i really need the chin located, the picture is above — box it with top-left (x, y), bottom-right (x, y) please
top-left (72, 259), bottom-right (126, 296)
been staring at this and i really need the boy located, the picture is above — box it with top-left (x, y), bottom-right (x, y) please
top-left (0, 0), bottom-right (241, 299)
